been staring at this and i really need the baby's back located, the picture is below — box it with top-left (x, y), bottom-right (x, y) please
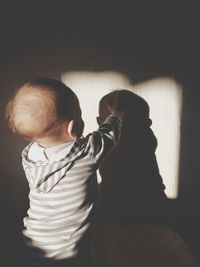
top-left (22, 139), bottom-right (98, 262)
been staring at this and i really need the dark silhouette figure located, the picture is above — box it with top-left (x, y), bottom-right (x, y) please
top-left (96, 90), bottom-right (168, 225)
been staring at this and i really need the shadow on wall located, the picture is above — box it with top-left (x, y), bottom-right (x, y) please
top-left (61, 73), bottom-right (182, 200)
top-left (96, 90), bottom-right (168, 224)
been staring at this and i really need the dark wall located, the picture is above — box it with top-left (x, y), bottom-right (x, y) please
top-left (0, 2), bottom-right (200, 264)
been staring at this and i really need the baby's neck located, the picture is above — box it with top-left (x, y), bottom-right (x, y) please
top-left (35, 135), bottom-right (75, 148)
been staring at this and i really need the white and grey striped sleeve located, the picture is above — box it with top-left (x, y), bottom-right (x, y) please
top-left (88, 115), bottom-right (122, 164)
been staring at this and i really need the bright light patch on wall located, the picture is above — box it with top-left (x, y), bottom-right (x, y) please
top-left (61, 71), bottom-right (182, 199)
top-left (62, 71), bottom-right (129, 134)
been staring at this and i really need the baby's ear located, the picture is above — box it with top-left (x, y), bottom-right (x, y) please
top-left (67, 120), bottom-right (77, 139)
top-left (67, 120), bottom-right (84, 139)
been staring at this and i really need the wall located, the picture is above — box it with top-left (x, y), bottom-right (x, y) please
top-left (0, 2), bottom-right (200, 265)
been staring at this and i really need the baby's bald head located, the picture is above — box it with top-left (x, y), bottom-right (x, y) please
top-left (6, 78), bottom-right (83, 140)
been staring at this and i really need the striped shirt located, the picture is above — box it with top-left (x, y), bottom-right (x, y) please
top-left (21, 115), bottom-right (121, 262)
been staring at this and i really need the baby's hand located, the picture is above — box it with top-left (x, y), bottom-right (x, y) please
top-left (106, 90), bottom-right (134, 118)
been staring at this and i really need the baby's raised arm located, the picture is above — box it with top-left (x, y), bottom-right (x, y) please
top-left (87, 90), bottom-right (135, 165)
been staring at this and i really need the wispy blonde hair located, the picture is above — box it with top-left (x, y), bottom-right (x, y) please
top-left (5, 78), bottom-right (80, 140)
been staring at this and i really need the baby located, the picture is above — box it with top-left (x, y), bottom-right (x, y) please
top-left (5, 78), bottom-right (125, 267)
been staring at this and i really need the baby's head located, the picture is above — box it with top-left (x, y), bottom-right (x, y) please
top-left (6, 78), bottom-right (84, 146)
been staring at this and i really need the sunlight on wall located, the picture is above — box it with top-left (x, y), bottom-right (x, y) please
top-left (61, 71), bottom-right (182, 199)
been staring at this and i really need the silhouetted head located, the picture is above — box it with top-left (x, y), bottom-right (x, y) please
top-left (5, 78), bottom-right (84, 144)
top-left (97, 89), bottom-right (150, 126)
